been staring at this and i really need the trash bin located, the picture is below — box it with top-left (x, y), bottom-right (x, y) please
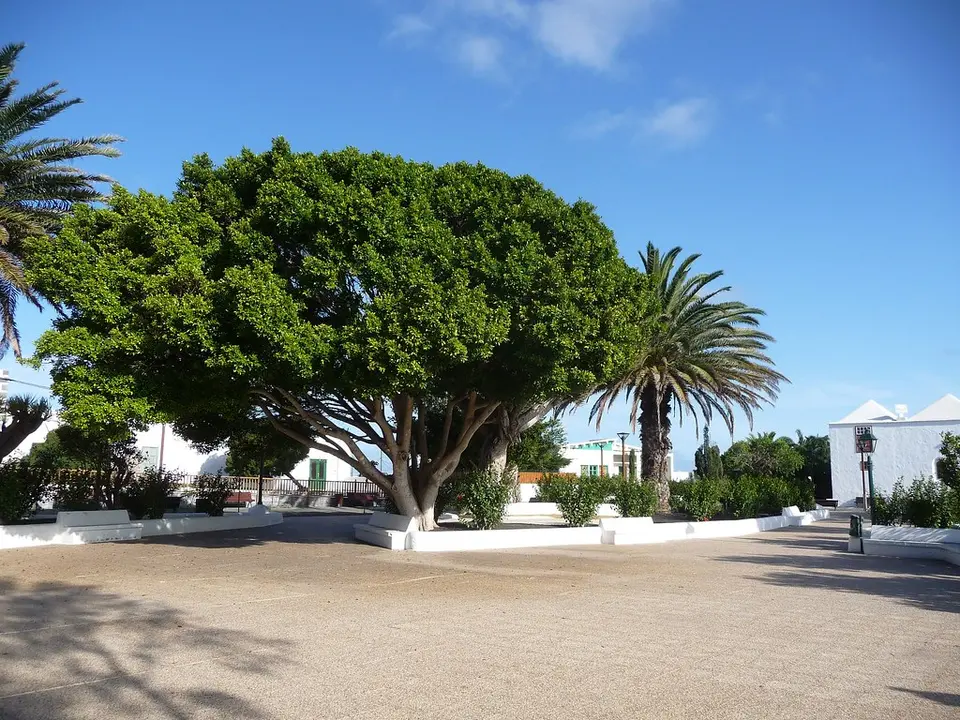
top-left (848, 514), bottom-right (864, 553)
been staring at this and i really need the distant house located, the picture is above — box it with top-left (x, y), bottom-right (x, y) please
top-left (827, 394), bottom-right (960, 506)
top-left (559, 438), bottom-right (688, 481)
top-left (9, 414), bottom-right (355, 486)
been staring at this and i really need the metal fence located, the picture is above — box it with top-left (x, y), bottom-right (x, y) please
top-left (174, 475), bottom-right (385, 505)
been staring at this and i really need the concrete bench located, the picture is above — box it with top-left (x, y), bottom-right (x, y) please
top-left (863, 538), bottom-right (960, 567)
top-left (56, 510), bottom-right (142, 543)
top-left (354, 512), bottom-right (417, 550)
top-left (599, 516), bottom-right (655, 545)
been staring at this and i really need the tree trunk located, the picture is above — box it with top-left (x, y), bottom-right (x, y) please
top-left (389, 463), bottom-right (440, 531)
top-left (640, 384), bottom-right (673, 511)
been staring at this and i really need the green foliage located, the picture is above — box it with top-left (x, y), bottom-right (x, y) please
top-left (610, 478), bottom-right (657, 518)
top-left (123, 469), bottom-right (180, 520)
top-left (24, 139), bottom-right (643, 525)
top-left (194, 473), bottom-right (233, 517)
top-left (723, 432), bottom-right (804, 480)
top-left (454, 469), bottom-right (513, 530)
top-left (225, 415), bottom-right (308, 477)
top-left (0, 42), bottom-right (121, 357)
top-left (674, 476), bottom-right (726, 520)
top-left (667, 480), bottom-right (688, 513)
top-left (694, 427), bottom-right (723, 481)
top-left (508, 419), bottom-right (567, 473)
top-left (794, 431), bottom-right (831, 498)
top-left (725, 476), bottom-right (815, 518)
top-left (0, 460), bottom-right (52, 524)
top-left (539, 473), bottom-right (610, 526)
top-left (590, 243), bottom-right (786, 504)
top-left (873, 476), bottom-right (959, 528)
top-left (936, 432), bottom-right (960, 491)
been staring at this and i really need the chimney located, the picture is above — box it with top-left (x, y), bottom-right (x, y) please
top-left (894, 404), bottom-right (908, 420)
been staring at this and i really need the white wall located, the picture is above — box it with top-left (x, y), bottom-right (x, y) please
top-left (828, 419), bottom-right (959, 506)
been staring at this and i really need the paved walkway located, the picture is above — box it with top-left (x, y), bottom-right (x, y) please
top-left (0, 514), bottom-right (957, 719)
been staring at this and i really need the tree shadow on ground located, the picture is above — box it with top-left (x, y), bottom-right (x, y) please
top-left (0, 578), bottom-right (291, 719)
top-left (889, 687), bottom-right (960, 707)
top-left (134, 514), bottom-right (365, 549)
top-left (716, 546), bottom-right (960, 614)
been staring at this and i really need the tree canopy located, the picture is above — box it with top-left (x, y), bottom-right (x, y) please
top-left (722, 432), bottom-right (804, 480)
top-left (0, 42), bottom-right (121, 356)
top-left (225, 415), bottom-right (309, 478)
top-left (507, 418), bottom-right (567, 473)
top-left (26, 139), bottom-right (643, 528)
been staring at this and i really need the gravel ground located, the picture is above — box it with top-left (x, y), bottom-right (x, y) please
top-left (0, 512), bottom-right (957, 720)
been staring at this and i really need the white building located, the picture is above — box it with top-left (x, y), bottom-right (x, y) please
top-left (828, 394), bottom-right (960, 506)
top-left (9, 414), bottom-right (355, 486)
top-left (559, 438), bottom-right (686, 480)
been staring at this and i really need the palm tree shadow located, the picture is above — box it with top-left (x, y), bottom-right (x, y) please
top-left (0, 578), bottom-right (291, 719)
top-left (889, 687), bottom-right (960, 707)
top-left (716, 547), bottom-right (960, 614)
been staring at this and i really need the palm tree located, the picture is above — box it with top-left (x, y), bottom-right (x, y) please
top-left (0, 42), bottom-right (121, 356)
top-left (591, 243), bottom-right (787, 509)
top-left (0, 394), bottom-right (52, 461)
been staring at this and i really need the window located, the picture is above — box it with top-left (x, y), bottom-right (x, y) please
top-left (308, 459), bottom-right (327, 492)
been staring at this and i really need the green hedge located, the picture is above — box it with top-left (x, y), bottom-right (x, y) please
top-left (874, 476), bottom-right (959, 528)
top-left (538, 473), bottom-right (609, 526)
top-left (610, 478), bottom-right (658, 518)
top-left (671, 475), bottom-right (815, 520)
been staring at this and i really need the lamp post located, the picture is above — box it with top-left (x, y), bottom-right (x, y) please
top-left (617, 432), bottom-right (629, 479)
top-left (856, 429), bottom-right (879, 523)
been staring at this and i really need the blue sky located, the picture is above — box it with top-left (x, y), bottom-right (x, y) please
top-left (7, 0), bottom-right (959, 469)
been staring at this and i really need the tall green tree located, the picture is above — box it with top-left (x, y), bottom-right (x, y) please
top-left (722, 432), bottom-right (803, 480)
top-left (694, 426), bottom-right (723, 480)
top-left (591, 243), bottom-right (786, 509)
top-left (26, 140), bottom-right (639, 530)
top-left (794, 430), bottom-right (831, 499)
top-left (936, 432), bottom-right (960, 491)
top-left (225, 415), bottom-right (309, 479)
top-left (0, 42), bottom-right (120, 356)
top-left (507, 418), bottom-right (567, 473)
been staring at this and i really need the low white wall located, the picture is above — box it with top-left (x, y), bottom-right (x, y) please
top-left (1, 508), bottom-right (282, 550)
top-left (869, 526), bottom-right (960, 544)
top-left (504, 502), bottom-right (619, 518)
top-left (409, 526), bottom-right (602, 552)
top-left (137, 510), bottom-right (282, 537)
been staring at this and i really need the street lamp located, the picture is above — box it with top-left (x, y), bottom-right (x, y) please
top-left (857, 429), bottom-right (879, 523)
top-left (617, 432), bottom-right (629, 479)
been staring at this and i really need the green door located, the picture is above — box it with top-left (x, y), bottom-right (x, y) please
top-left (308, 459), bottom-right (327, 492)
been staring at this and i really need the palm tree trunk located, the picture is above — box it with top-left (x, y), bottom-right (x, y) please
top-left (640, 384), bottom-right (673, 511)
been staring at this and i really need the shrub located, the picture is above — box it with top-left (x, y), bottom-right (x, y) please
top-left (0, 461), bottom-right (53, 524)
top-left (874, 476), bottom-right (959, 528)
top-left (678, 476), bottom-right (725, 520)
top-left (195, 474), bottom-right (233, 517)
top-left (610, 478), bottom-right (657, 518)
top-left (539, 473), bottom-right (610, 526)
top-left (123, 469), bottom-right (181, 520)
top-left (455, 470), bottom-right (513, 530)
top-left (52, 469), bottom-right (100, 510)
top-left (668, 480), bottom-right (689, 513)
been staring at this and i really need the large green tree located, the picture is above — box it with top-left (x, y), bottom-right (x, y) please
top-left (694, 426), bottom-right (723, 480)
top-left (591, 243), bottom-right (786, 509)
top-left (507, 418), bottom-right (567, 473)
top-left (0, 42), bottom-right (120, 356)
top-left (722, 432), bottom-right (803, 480)
top-left (225, 414), bottom-right (309, 480)
top-left (794, 430), bottom-right (831, 499)
top-left (26, 140), bottom-right (640, 529)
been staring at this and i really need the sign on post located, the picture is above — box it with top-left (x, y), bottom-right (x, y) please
top-left (854, 426), bottom-right (875, 454)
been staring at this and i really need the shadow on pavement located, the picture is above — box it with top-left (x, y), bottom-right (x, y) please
top-left (717, 542), bottom-right (960, 614)
top-left (889, 687), bottom-right (960, 707)
top-left (0, 578), bottom-right (291, 720)
top-left (134, 514), bottom-right (364, 549)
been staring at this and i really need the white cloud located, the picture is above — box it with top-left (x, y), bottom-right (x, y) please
top-left (388, 14), bottom-right (433, 41)
top-left (532, 0), bottom-right (664, 70)
top-left (457, 35), bottom-right (504, 75)
top-left (389, 0), bottom-right (668, 74)
top-left (572, 109), bottom-right (634, 138)
top-left (643, 97), bottom-right (714, 148)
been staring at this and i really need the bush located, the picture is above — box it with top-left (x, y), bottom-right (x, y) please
top-left (123, 469), bottom-right (181, 520)
top-left (873, 476), bottom-right (959, 528)
top-left (51, 469), bottom-right (100, 510)
top-left (539, 473), bottom-right (610, 526)
top-left (677, 476), bottom-right (726, 520)
top-left (724, 476), bottom-right (816, 518)
top-left (195, 474), bottom-right (233, 517)
top-left (610, 478), bottom-right (657, 518)
top-left (0, 461), bottom-right (53, 524)
top-left (668, 480), bottom-right (689, 513)
top-left (455, 470), bottom-right (513, 530)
